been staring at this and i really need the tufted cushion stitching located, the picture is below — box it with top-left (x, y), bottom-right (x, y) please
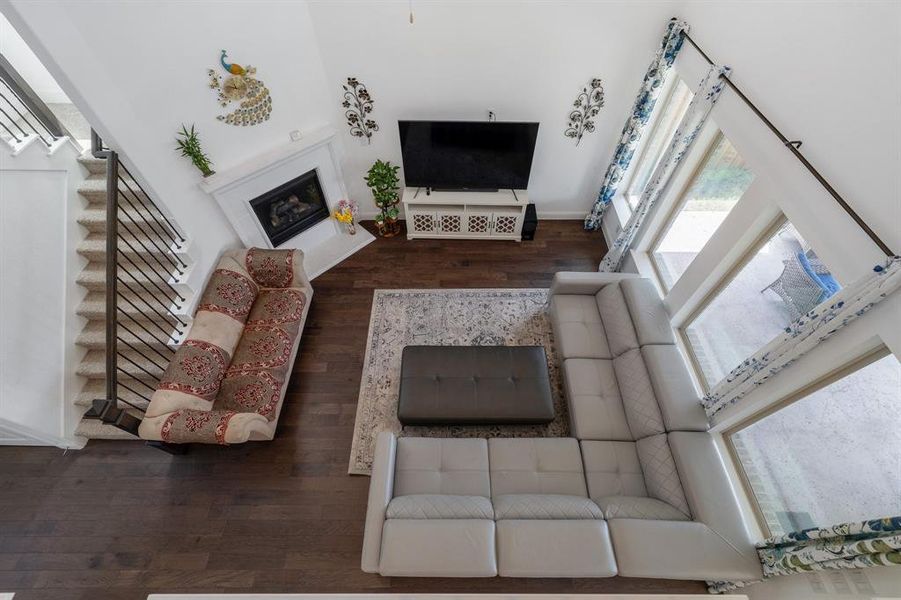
top-left (494, 494), bottom-right (603, 520)
top-left (636, 434), bottom-right (691, 519)
top-left (386, 494), bottom-right (494, 519)
top-left (596, 495), bottom-right (691, 521)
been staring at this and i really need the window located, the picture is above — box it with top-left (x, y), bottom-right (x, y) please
top-left (650, 134), bottom-right (754, 290)
top-left (682, 221), bottom-right (842, 389)
top-left (727, 351), bottom-right (901, 536)
top-left (624, 79), bottom-right (694, 211)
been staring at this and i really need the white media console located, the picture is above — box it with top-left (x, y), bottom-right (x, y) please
top-left (401, 187), bottom-right (528, 241)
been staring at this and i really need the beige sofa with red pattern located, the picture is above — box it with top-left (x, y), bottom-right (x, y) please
top-left (138, 248), bottom-right (312, 445)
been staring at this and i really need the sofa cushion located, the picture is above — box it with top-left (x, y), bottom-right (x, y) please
top-left (608, 519), bottom-right (763, 581)
top-left (394, 437), bottom-right (490, 497)
top-left (489, 438), bottom-right (587, 497)
top-left (580, 440), bottom-right (647, 499)
top-left (549, 294), bottom-right (611, 359)
top-left (636, 434), bottom-right (691, 519)
top-left (494, 494), bottom-right (603, 520)
top-left (216, 370), bottom-right (283, 419)
top-left (595, 282), bottom-right (639, 357)
top-left (246, 288), bottom-right (307, 332)
top-left (386, 494), bottom-right (494, 520)
top-left (244, 247), bottom-right (296, 288)
top-left (620, 279), bottom-right (676, 346)
top-left (596, 496), bottom-right (691, 521)
top-left (641, 345), bottom-right (708, 432)
top-left (152, 339), bottom-right (231, 415)
top-left (228, 324), bottom-right (294, 373)
top-left (197, 268), bottom-right (259, 324)
top-left (668, 431), bottom-right (758, 561)
top-left (380, 519), bottom-right (497, 577)
top-left (613, 349), bottom-right (665, 439)
top-left (496, 520), bottom-right (617, 577)
top-left (562, 359), bottom-right (631, 440)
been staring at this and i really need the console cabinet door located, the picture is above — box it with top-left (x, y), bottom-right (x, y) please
top-left (437, 209), bottom-right (465, 235)
top-left (408, 208), bottom-right (438, 235)
top-left (465, 207), bottom-right (493, 236)
top-left (490, 208), bottom-right (522, 238)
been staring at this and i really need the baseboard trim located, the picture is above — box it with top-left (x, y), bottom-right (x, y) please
top-left (357, 211), bottom-right (589, 221)
top-left (0, 417), bottom-right (85, 449)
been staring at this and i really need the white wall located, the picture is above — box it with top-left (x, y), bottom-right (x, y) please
top-left (0, 12), bottom-right (69, 103)
top-left (0, 0), bottom-right (337, 286)
top-left (307, 0), bottom-right (681, 218)
top-left (0, 141), bottom-right (85, 448)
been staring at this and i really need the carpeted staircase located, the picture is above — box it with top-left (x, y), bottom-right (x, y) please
top-left (72, 151), bottom-right (193, 440)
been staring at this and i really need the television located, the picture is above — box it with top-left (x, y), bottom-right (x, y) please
top-left (398, 120), bottom-right (539, 191)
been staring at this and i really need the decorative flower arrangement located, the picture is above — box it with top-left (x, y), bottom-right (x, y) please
top-left (334, 199), bottom-right (359, 235)
top-left (175, 124), bottom-right (215, 177)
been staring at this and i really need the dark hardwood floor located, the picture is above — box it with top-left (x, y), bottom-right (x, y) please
top-left (0, 221), bottom-right (706, 599)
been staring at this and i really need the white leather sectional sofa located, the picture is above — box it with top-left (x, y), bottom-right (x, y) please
top-left (360, 272), bottom-right (763, 582)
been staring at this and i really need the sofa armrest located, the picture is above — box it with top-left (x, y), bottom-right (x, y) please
top-left (361, 431), bottom-right (398, 573)
top-left (549, 272), bottom-right (638, 297)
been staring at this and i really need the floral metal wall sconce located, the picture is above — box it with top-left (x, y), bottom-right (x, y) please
top-left (342, 77), bottom-right (379, 144)
top-left (564, 78), bottom-right (605, 145)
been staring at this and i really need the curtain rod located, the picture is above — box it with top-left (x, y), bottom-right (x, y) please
top-left (680, 30), bottom-right (895, 257)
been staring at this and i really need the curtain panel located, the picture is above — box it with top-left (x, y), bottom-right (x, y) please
top-left (709, 515), bottom-right (901, 593)
top-left (583, 18), bottom-right (687, 230)
top-left (598, 64), bottom-right (731, 272)
top-left (702, 256), bottom-right (901, 419)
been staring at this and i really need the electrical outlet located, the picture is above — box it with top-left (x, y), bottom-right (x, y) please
top-left (487, 110), bottom-right (496, 122)
top-left (289, 130), bottom-right (303, 142)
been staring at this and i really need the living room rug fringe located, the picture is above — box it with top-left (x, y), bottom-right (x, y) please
top-left (349, 288), bottom-right (569, 475)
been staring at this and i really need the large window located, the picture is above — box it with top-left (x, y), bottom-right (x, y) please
top-left (727, 351), bottom-right (901, 536)
top-left (650, 133), bottom-right (754, 290)
top-left (623, 79), bottom-right (694, 211)
top-left (683, 221), bottom-right (842, 389)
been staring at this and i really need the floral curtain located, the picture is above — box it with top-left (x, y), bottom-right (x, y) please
top-left (709, 516), bottom-right (901, 593)
top-left (583, 18), bottom-right (687, 230)
top-left (598, 64), bottom-right (731, 272)
top-left (702, 256), bottom-right (901, 418)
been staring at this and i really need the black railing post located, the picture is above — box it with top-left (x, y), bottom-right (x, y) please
top-left (105, 151), bottom-right (119, 405)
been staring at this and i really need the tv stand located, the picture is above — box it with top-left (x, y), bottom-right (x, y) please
top-left (402, 187), bottom-right (527, 241)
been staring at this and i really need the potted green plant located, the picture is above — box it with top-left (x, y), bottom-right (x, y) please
top-left (386, 205), bottom-right (401, 236)
top-left (364, 159), bottom-right (400, 237)
top-left (373, 212), bottom-right (388, 237)
top-left (175, 124), bottom-right (215, 177)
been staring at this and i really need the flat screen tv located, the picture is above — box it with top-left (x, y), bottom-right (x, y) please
top-left (398, 120), bottom-right (539, 191)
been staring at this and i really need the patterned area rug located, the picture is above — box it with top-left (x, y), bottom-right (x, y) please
top-left (348, 288), bottom-right (569, 475)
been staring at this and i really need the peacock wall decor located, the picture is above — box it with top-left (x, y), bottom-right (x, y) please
top-left (207, 50), bottom-right (272, 126)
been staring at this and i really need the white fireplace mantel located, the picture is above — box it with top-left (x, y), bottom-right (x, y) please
top-left (200, 126), bottom-right (373, 279)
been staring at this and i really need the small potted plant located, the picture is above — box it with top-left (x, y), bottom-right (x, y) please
top-left (334, 199), bottom-right (358, 235)
top-left (364, 159), bottom-right (400, 238)
top-left (386, 205), bottom-right (401, 236)
top-left (374, 212), bottom-right (388, 236)
top-left (175, 124), bottom-right (214, 177)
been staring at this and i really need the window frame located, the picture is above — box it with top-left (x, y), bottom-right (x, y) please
top-left (618, 73), bottom-right (690, 213)
top-left (721, 345), bottom-right (892, 538)
top-left (676, 213), bottom-right (788, 392)
top-left (645, 130), bottom-right (734, 292)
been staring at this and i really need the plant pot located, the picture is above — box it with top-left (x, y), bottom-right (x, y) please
top-left (375, 220), bottom-right (393, 237)
top-left (387, 216), bottom-right (401, 236)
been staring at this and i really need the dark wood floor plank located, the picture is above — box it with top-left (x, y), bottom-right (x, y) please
top-left (0, 221), bottom-right (707, 598)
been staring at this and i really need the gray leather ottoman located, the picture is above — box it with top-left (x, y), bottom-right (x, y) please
top-left (397, 346), bottom-right (554, 425)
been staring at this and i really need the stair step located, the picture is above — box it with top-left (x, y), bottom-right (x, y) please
top-left (75, 380), bottom-right (154, 411)
top-left (76, 290), bottom-right (188, 330)
top-left (77, 151), bottom-right (108, 175)
top-left (76, 232), bottom-right (191, 282)
top-left (77, 173), bottom-right (153, 206)
top-left (75, 417), bottom-right (140, 440)
top-left (76, 261), bottom-right (188, 297)
top-left (77, 204), bottom-right (185, 242)
top-left (76, 320), bottom-right (179, 354)
top-left (77, 348), bottom-right (168, 380)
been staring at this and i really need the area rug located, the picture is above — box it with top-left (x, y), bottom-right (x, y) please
top-left (348, 288), bottom-right (569, 475)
